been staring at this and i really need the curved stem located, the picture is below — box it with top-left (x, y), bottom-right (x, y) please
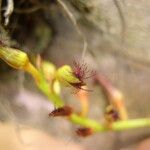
top-left (28, 64), bottom-right (64, 107)
top-left (70, 114), bottom-right (150, 133)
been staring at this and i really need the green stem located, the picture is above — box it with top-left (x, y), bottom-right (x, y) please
top-left (28, 65), bottom-right (64, 107)
top-left (70, 114), bottom-right (150, 133)
top-left (37, 79), bottom-right (64, 107)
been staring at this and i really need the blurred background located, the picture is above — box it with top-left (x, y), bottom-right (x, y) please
top-left (0, 0), bottom-right (150, 150)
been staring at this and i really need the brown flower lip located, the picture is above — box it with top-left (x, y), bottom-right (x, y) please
top-left (49, 106), bottom-right (73, 117)
top-left (76, 127), bottom-right (93, 137)
top-left (105, 107), bottom-right (120, 121)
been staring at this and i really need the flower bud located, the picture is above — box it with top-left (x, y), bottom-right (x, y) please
top-left (41, 61), bottom-right (56, 81)
top-left (53, 80), bottom-right (61, 94)
top-left (0, 46), bottom-right (29, 70)
top-left (56, 65), bottom-right (81, 87)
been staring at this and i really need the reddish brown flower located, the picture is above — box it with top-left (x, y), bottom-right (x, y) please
top-left (76, 127), bottom-right (93, 137)
top-left (49, 106), bottom-right (73, 117)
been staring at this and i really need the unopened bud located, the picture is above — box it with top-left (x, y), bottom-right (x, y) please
top-left (53, 80), bottom-right (61, 94)
top-left (0, 46), bottom-right (29, 70)
top-left (41, 61), bottom-right (56, 81)
top-left (56, 65), bottom-right (80, 87)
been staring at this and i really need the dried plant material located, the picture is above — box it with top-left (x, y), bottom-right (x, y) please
top-left (57, 0), bottom-right (87, 59)
top-left (4, 0), bottom-right (14, 26)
